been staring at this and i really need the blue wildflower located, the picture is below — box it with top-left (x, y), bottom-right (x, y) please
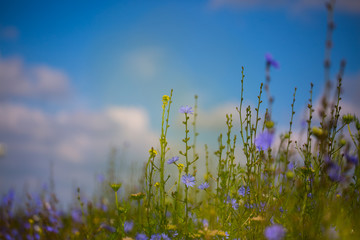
top-left (203, 219), bottom-right (209, 228)
top-left (265, 53), bottom-right (280, 69)
top-left (150, 233), bottom-right (170, 240)
top-left (231, 198), bottom-right (239, 210)
top-left (124, 220), bottom-right (134, 233)
top-left (287, 162), bottom-right (295, 170)
top-left (136, 233), bottom-right (148, 240)
top-left (71, 209), bottom-right (82, 223)
top-left (264, 224), bottom-right (286, 240)
top-left (198, 182), bottom-right (209, 190)
top-left (100, 223), bottom-right (116, 233)
top-left (238, 186), bottom-right (250, 196)
top-left (255, 131), bottom-right (274, 151)
top-left (325, 158), bottom-right (342, 182)
top-left (345, 154), bottom-right (358, 166)
top-left (179, 105), bottom-right (193, 114)
top-left (182, 174), bottom-right (195, 187)
top-left (167, 156), bottom-right (179, 164)
top-left (2, 189), bottom-right (15, 206)
top-left (238, 186), bottom-right (246, 196)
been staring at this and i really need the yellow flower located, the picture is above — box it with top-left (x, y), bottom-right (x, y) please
top-left (149, 148), bottom-right (157, 157)
top-left (154, 182), bottom-right (160, 187)
top-left (178, 164), bottom-right (184, 171)
top-left (162, 95), bottom-right (170, 106)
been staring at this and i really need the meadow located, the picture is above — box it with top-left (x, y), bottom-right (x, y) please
top-left (1, 2), bottom-right (360, 240)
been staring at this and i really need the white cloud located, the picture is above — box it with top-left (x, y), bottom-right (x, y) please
top-left (0, 102), bottom-right (158, 202)
top-left (0, 103), bottom-right (156, 163)
top-left (0, 55), bottom-right (71, 100)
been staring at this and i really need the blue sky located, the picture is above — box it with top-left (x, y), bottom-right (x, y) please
top-left (0, 0), bottom-right (359, 205)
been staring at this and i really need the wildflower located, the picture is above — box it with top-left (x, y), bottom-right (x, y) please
top-left (265, 53), bottom-right (280, 69)
top-left (162, 95), bottom-right (170, 106)
top-left (345, 154), bottom-right (358, 166)
top-left (255, 131), bottom-right (274, 151)
top-left (154, 182), bottom-right (160, 187)
top-left (149, 148), bottom-right (157, 157)
top-left (167, 156), bottom-right (179, 164)
top-left (342, 114), bottom-right (355, 124)
top-left (124, 220), bottom-right (134, 233)
top-left (325, 157), bottom-right (342, 182)
top-left (178, 163), bottom-right (184, 171)
top-left (312, 127), bottom-right (324, 138)
top-left (182, 174), bottom-right (195, 187)
top-left (71, 209), bottom-right (82, 223)
top-left (2, 189), bottom-right (15, 206)
top-left (130, 192), bottom-right (146, 200)
top-left (265, 121), bottom-right (274, 129)
top-left (264, 224), bottom-right (286, 240)
top-left (231, 198), bottom-right (239, 210)
top-left (45, 226), bottom-right (59, 233)
top-left (287, 161), bottom-right (295, 170)
top-left (150, 233), bottom-right (170, 240)
top-left (198, 182), bottom-right (209, 190)
top-left (238, 185), bottom-right (250, 196)
top-left (179, 105), bottom-right (193, 114)
top-left (136, 233), bottom-right (148, 240)
top-left (110, 183), bottom-right (122, 192)
top-left (203, 219), bottom-right (209, 228)
top-left (100, 223), bottom-right (116, 233)
top-left (238, 186), bottom-right (245, 196)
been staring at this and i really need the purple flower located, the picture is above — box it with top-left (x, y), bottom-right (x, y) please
top-left (345, 154), bottom-right (358, 166)
top-left (100, 223), bottom-right (116, 233)
top-left (136, 233), bottom-right (148, 240)
top-left (150, 233), bottom-right (170, 240)
top-left (327, 162), bottom-right (342, 182)
top-left (167, 156), bottom-right (179, 164)
top-left (45, 226), bottom-right (59, 233)
top-left (287, 162), bottom-right (295, 170)
top-left (264, 224), bottom-right (286, 240)
top-left (198, 182), bottom-right (209, 190)
top-left (325, 157), bottom-right (342, 182)
top-left (71, 209), bottom-right (82, 223)
top-left (2, 189), bottom-right (15, 206)
top-left (238, 186), bottom-right (250, 197)
top-left (255, 131), bottom-right (274, 151)
top-left (203, 219), bottom-right (209, 228)
top-left (179, 105), bottom-right (193, 114)
top-left (182, 174), bottom-right (195, 187)
top-left (265, 53), bottom-right (280, 69)
top-left (124, 220), bottom-right (134, 233)
top-left (231, 199), bottom-right (239, 210)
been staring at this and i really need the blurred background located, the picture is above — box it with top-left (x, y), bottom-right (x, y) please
top-left (0, 0), bottom-right (359, 206)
